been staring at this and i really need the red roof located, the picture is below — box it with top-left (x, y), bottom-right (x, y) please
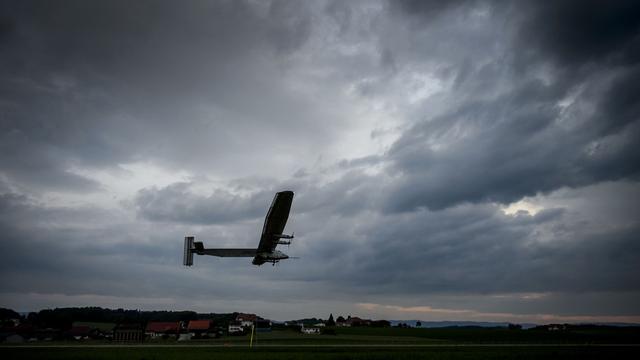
top-left (236, 313), bottom-right (257, 322)
top-left (187, 320), bottom-right (212, 331)
top-left (69, 326), bottom-right (91, 336)
top-left (146, 322), bottom-right (180, 333)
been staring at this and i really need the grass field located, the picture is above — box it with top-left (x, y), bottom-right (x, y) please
top-left (142, 326), bottom-right (640, 345)
top-left (333, 326), bottom-right (640, 344)
top-left (3, 327), bottom-right (640, 359)
top-left (2, 345), bottom-right (640, 360)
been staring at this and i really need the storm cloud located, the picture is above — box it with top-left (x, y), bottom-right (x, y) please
top-left (1, 0), bottom-right (639, 322)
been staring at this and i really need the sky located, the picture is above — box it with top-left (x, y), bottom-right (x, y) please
top-left (1, 0), bottom-right (639, 324)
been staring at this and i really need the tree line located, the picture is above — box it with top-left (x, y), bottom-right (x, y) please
top-left (0, 307), bottom-right (237, 330)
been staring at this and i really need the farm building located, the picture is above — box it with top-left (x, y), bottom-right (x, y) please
top-left (68, 325), bottom-right (91, 340)
top-left (113, 323), bottom-right (144, 342)
top-left (187, 320), bottom-right (216, 338)
top-left (145, 322), bottom-right (180, 338)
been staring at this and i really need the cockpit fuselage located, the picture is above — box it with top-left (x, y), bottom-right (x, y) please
top-left (253, 250), bottom-right (288, 265)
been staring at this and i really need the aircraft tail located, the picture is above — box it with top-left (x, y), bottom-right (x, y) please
top-left (183, 236), bottom-right (194, 266)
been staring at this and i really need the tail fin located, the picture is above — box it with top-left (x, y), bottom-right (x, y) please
top-left (184, 236), bottom-right (194, 266)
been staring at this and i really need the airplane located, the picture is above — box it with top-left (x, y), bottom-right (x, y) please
top-left (183, 190), bottom-right (294, 266)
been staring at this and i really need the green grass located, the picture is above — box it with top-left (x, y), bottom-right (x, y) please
top-left (189, 326), bottom-right (640, 345)
top-left (0, 327), bottom-right (640, 360)
top-left (334, 327), bottom-right (640, 344)
top-left (223, 329), bottom-right (439, 345)
top-left (3, 327), bottom-right (639, 359)
top-left (6, 326), bottom-right (640, 347)
top-left (2, 346), bottom-right (640, 360)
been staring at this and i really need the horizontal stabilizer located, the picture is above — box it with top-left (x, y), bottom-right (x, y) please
top-left (200, 248), bottom-right (257, 257)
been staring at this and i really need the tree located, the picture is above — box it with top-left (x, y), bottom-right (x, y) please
top-left (416, 321), bottom-right (422, 327)
top-left (0, 308), bottom-right (21, 320)
top-left (0, 308), bottom-right (22, 327)
top-left (508, 323), bottom-right (522, 330)
top-left (327, 313), bottom-right (335, 326)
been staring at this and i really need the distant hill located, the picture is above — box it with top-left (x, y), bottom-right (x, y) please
top-left (586, 322), bottom-right (640, 327)
top-left (390, 320), bottom-right (640, 329)
top-left (390, 320), bottom-right (538, 329)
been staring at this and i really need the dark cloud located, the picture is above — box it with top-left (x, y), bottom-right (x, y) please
top-left (0, 189), bottom-right (286, 301)
top-left (378, 0), bottom-right (640, 212)
top-left (268, 0), bottom-right (312, 53)
top-left (596, 65), bottom-right (640, 134)
top-left (392, 0), bottom-right (472, 19)
top-left (324, 0), bottom-right (352, 35)
top-left (134, 168), bottom-right (379, 224)
top-left (280, 197), bottom-right (640, 317)
top-left (0, 0), bottom-right (326, 190)
top-left (0, 129), bottom-right (103, 193)
top-left (517, 0), bottom-right (640, 67)
top-left (347, 207), bottom-right (640, 294)
top-left (134, 183), bottom-right (274, 224)
top-left (383, 78), bottom-right (640, 212)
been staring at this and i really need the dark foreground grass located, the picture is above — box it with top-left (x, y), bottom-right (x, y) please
top-left (336, 326), bottom-right (640, 344)
top-left (2, 346), bottom-right (640, 360)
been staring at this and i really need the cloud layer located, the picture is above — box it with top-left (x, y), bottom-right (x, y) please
top-left (1, 0), bottom-right (639, 322)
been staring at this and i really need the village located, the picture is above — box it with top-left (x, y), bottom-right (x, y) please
top-left (0, 307), bottom-right (392, 343)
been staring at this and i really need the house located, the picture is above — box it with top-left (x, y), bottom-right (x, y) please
top-left (336, 316), bottom-right (349, 327)
top-left (301, 325), bottom-right (321, 334)
top-left (72, 322), bottom-right (115, 339)
top-left (337, 316), bottom-right (371, 327)
top-left (6, 324), bottom-right (35, 340)
top-left (187, 320), bottom-right (214, 338)
top-left (5, 318), bottom-right (20, 327)
top-left (347, 317), bottom-right (370, 327)
top-left (145, 322), bottom-right (180, 338)
top-left (335, 315), bottom-right (376, 327)
top-left (235, 313), bottom-right (257, 327)
top-left (547, 324), bottom-right (568, 331)
top-left (68, 326), bottom-right (91, 340)
top-left (35, 327), bottom-right (63, 341)
top-left (228, 321), bottom-right (244, 335)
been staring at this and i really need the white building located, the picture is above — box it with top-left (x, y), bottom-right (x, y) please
top-left (228, 321), bottom-right (243, 334)
top-left (300, 324), bottom-right (321, 334)
top-left (236, 313), bottom-right (257, 328)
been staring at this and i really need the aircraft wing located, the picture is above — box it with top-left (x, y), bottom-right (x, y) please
top-left (256, 191), bottom-right (294, 253)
